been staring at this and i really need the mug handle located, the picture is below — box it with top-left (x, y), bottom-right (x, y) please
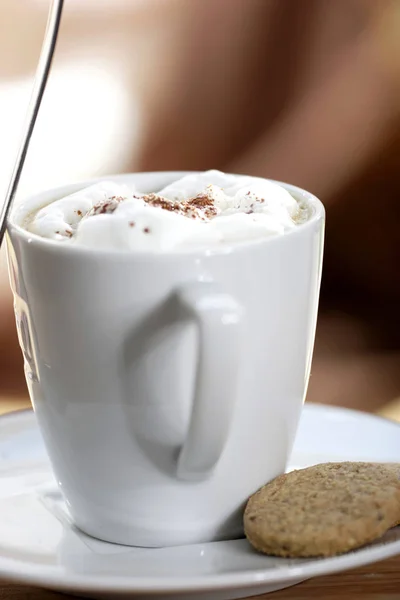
top-left (175, 282), bottom-right (245, 482)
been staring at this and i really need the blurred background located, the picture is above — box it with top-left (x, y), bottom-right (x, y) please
top-left (0, 0), bottom-right (399, 414)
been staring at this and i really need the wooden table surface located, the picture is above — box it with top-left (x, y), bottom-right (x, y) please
top-left (1, 396), bottom-right (400, 600)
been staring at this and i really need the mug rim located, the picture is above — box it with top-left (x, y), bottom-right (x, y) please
top-left (7, 171), bottom-right (325, 258)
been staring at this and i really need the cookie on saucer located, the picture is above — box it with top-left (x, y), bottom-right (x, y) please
top-left (244, 462), bottom-right (400, 558)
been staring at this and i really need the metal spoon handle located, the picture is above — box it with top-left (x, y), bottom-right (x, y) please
top-left (0, 0), bottom-right (64, 245)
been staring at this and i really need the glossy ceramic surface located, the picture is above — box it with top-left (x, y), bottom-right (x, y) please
top-left (6, 172), bottom-right (324, 547)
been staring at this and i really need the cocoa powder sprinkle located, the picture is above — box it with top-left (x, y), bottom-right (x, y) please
top-left (82, 188), bottom-right (221, 229)
top-left (88, 196), bottom-right (125, 216)
top-left (140, 191), bottom-right (217, 221)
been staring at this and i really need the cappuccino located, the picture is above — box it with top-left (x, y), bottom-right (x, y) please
top-left (26, 171), bottom-right (308, 252)
top-left (8, 170), bottom-right (324, 547)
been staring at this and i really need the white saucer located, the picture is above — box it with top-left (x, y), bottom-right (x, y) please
top-left (1, 405), bottom-right (400, 600)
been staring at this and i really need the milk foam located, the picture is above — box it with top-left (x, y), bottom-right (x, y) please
top-left (26, 171), bottom-right (307, 251)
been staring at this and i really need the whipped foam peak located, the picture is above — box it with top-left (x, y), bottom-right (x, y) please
top-left (26, 171), bottom-right (307, 251)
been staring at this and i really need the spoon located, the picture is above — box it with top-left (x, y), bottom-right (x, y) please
top-left (0, 0), bottom-right (64, 245)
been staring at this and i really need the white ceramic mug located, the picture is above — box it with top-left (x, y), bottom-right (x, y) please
top-left (6, 172), bottom-right (324, 547)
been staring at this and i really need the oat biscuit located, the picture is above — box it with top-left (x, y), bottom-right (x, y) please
top-left (244, 462), bottom-right (400, 558)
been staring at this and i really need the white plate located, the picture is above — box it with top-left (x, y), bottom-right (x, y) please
top-left (0, 404), bottom-right (400, 600)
